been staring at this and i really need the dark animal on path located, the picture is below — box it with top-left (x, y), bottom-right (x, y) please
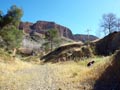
top-left (87, 60), bottom-right (95, 67)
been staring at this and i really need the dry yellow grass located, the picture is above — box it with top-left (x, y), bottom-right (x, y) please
top-left (0, 49), bottom-right (32, 71)
top-left (0, 49), bottom-right (34, 90)
top-left (22, 56), bottom-right (42, 64)
top-left (0, 57), bottom-right (37, 90)
top-left (52, 56), bottom-right (111, 85)
top-left (0, 58), bottom-right (32, 72)
top-left (0, 48), bottom-right (112, 90)
top-left (60, 41), bottom-right (83, 47)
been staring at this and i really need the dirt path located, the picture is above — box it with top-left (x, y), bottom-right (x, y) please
top-left (13, 64), bottom-right (61, 90)
top-left (1, 63), bottom-right (92, 90)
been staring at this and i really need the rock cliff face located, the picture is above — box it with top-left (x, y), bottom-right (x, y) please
top-left (19, 21), bottom-right (98, 42)
top-left (19, 21), bottom-right (74, 39)
top-left (19, 22), bottom-right (33, 33)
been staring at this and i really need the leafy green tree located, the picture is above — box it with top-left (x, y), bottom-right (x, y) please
top-left (0, 5), bottom-right (23, 56)
top-left (42, 42), bottom-right (50, 53)
top-left (0, 10), bottom-right (3, 29)
top-left (45, 29), bottom-right (59, 51)
top-left (0, 5), bottom-right (23, 29)
top-left (0, 26), bottom-right (23, 49)
top-left (7, 5), bottom-right (23, 27)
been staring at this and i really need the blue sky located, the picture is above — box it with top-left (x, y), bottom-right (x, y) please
top-left (0, 0), bottom-right (120, 37)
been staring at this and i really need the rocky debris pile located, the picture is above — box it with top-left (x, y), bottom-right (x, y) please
top-left (41, 43), bottom-right (93, 62)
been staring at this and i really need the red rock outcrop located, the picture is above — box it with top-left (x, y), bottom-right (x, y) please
top-left (19, 21), bottom-right (98, 41)
top-left (19, 21), bottom-right (74, 39)
top-left (19, 22), bottom-right (33, 33)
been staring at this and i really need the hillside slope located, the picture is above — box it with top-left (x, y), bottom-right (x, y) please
top-left (94, 50), bottom-right (120, 90)
top-left (95, 31), bottom-right (120, 55)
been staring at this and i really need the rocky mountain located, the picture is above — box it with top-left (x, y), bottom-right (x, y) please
top-left (19, 22), bottom-right (33, 33)
top-left (19, 21), bottom-right (98, 42)
top-left (74, 34), bottom-right (98, 42)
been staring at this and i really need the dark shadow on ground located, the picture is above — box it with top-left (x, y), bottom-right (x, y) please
top-left (94, 50), bottom-right (120, 90)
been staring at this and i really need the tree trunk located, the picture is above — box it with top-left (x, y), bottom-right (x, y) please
top-left (50, 40), bottom-right (53, 51)
top-left (12, 48), bottom-right (17, 57)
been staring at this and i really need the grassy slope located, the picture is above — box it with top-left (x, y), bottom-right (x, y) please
top-left (52, 56), bottom-right (110, 89)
